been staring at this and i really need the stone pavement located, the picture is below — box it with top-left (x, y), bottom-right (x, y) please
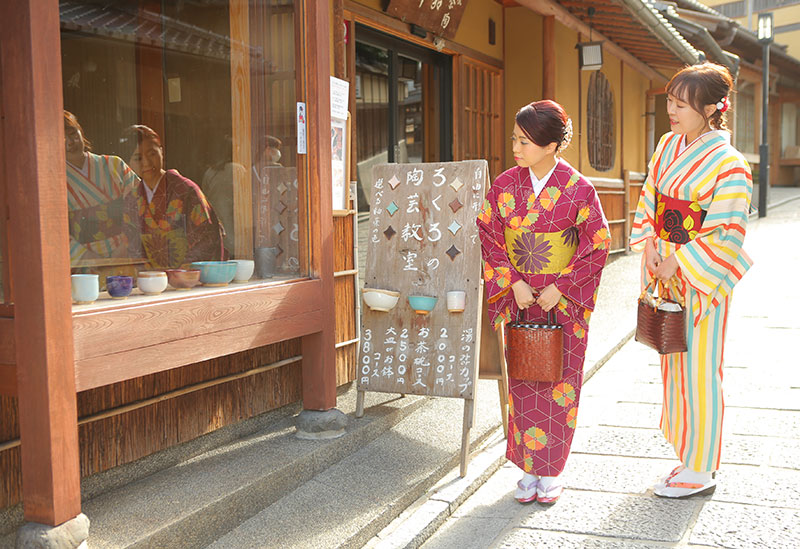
top-left (415, 198), bottom-right (800, 549)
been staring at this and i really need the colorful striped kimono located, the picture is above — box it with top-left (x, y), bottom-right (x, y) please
top-left (478, 160), bottom-right (610, 476)
top-left (630, 130), bottom-right (753, 473)
top-left (67, 152), bottom-right (142, 264)
top-left (136, 170), bottom-right (225, 270)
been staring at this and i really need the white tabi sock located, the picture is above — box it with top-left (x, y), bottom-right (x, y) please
top-left (670, 468), bottom-right (712, 485)
top-left (538, 475), bottom-right (559, 489)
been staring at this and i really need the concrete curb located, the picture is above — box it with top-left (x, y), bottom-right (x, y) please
top-left (364, 431), bottom-right (507, 549)
top-left (749, 192), bottom-right (800, 220)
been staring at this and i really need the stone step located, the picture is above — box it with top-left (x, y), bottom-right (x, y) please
top-left (80, 385), bottom-right (434, 549)
top-left (204, 381), bottom-right (503, 549)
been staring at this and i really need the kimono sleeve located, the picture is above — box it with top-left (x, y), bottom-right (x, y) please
top-left (183, 181), bottom-right (225, 263)
top-left (630, 134), bottom-right (669, 251)
top-left (673, 154), bottom-right (753, 297)
top-left (476, 180), bottom-right (521, 305)
top-left (116, 160), bottom-right (144, 260)
top-left (554, 184), bottom-right (610, 312)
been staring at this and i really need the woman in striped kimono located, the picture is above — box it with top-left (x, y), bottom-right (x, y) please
top-left (478, 100), bottom-right (610, 504)
top-left (630, 63), bottom-right (753, 498)
top-left (65, 111), bottom-right (142, 268)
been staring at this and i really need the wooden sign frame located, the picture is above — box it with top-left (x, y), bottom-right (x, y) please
top-left (355, 160), bottom-right (488, 475)
top-left (385, 0), bottom-right (469, 40)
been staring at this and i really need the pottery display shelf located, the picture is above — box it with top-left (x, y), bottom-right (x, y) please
top-left (69, 273), bottom-right (301, 311)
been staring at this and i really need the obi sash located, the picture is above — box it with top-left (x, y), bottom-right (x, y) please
top-left (654, 192), bottom-right (707, 245)
top-left (504, 226), bottom-right (578, 275)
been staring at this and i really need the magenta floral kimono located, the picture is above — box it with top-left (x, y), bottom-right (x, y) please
top-left (477, 160), bottom-right (610, 476)
top-left (137, 170), bottom-right (225, 269)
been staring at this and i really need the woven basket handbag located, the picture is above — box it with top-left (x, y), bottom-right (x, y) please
top-left (505, 309), bottom-right (563, 382)
top-left (635, 278), bottom-right (687, 354)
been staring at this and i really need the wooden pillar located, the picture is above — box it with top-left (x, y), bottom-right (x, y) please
top-left (0, 0), bottom-right (81, 526)
top-left (136, 1), bottom-right (166, 140)
top-left (230, 0), bottom-right (255, 259)
top-left (542, 16), bottom-right (555, 100)
top-left (333, 0), bottom-right (345, 79)
top-left (301, 0), bottom-right (336, 410)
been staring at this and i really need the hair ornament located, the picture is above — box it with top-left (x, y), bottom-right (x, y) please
top-left (557, 117), bottom-right (573, 154)
top-left (716, 96), bottom-right (730, 113)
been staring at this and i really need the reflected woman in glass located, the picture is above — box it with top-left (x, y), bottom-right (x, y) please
top-left (65, 111), bottom-right (142, 268)
top-left (122, 125), bottom-right (225, 269)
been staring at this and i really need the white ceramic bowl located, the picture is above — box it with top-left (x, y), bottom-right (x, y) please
top-left (232, 259), bottom-right (255, 282)
top-left (137, 271), bottom-right (168, 295)
top-left (363, 288), bottom-right (400, 312)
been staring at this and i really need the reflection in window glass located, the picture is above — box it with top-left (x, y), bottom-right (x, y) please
top-left (60, 0), bottom-right (300, 304)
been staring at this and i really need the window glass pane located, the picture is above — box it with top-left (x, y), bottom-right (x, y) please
top-left (61, 0), bottom-right (300, 306)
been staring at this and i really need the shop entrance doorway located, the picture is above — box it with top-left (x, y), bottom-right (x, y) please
top-left (354, 25), bottom-right (452, 211)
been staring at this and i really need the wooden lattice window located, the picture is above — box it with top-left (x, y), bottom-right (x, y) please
top-left (587, 71), bottom-right (615, 172)
top-left (457, 57), bottom-right (503, 179)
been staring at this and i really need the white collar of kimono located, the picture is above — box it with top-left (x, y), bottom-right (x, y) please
top-left (528, 162), bottom-right (558, 198)
top-left (67, 155), bottom-right (89, 178)
top-left (679, 129), bottom-right (731, 154)
top-left (144, 173), bottom-right (164, 203)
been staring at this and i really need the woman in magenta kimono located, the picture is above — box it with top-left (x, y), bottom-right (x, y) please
top-left (478, 100), bottom-right (610, 504)
top-left (122, 125), bottom-right (225, 270)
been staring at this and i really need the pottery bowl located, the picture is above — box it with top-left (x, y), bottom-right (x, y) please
top-left (71, 274), bottom-right (99, 304)
top-left (106, 275), bottom-right (133, 299)
top-left (362, 288), bottom-right (400, 312)
top-left (232, 259), bottom-right (255, 282)
top-left (190, 261), bottom-right (237, 286)
top-left (137, 271), bottom-right (168, 295)
top-left (408, 295), bottom-right (438, 315)
top-left (165, 269), bottom-right (201, 290)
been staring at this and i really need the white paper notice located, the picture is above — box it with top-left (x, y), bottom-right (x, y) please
top-left (297, 102), bottom-right (307, 155)
top-left (330, 76), bottom-right (350, 121)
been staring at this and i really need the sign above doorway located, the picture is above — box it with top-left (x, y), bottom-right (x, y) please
top-left (385, 0), bottom-right (469, 40)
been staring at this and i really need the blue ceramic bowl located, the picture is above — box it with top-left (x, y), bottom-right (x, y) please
top-left (408, 295), bottom-right (438, 315)
top-left (190, 261), bottom-right (238, 286)
top-left (106, 275), bottom-right (133, 299)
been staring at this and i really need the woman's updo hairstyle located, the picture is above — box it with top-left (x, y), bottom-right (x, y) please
top-left (666, 62), bottom-right (734, 131)
top-left (515, 99), bottom-right (572, 154)
top-left (120, 124), bottom-right (162, 158)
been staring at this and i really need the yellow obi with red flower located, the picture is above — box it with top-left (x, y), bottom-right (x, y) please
top-left (503, 226), bottom-right (578, 274)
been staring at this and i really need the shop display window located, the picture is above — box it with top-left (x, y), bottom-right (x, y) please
top-left (60, 0), bottom-right (303, 308)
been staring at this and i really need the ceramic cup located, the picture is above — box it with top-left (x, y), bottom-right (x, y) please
top-left (71, 274), bottom-right (99, 305)
top-left (232, 259), bottom-right (255, 282)
top-left (106, 275), bottom-right (133, 299)
top-left (137, 271), bottom-right (168, 295)
top-left (446, 290), bottom-right (466, 313)
top-left (255, 247), bottom-right (279, 279)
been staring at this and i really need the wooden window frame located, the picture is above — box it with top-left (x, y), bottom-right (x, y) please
top-left (0, 0), bottom-right (335, 400)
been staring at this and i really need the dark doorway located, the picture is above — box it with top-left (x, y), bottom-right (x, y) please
top-left (354, 25), bottom-right (452, 211)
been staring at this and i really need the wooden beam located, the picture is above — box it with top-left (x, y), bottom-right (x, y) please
top-left (300, 0), bottom-right (337, 411)
top-left (72, 278), bottom-right (324, 362)
top-left (542, 15), bottom-right (555, 100)
top-left (0, 0), bottom-right (81, 526)
top-left (0, 364), bottom-right (16, 396)
top-left (75, 310), bottom-right (322, 391)
top-left (0, 317), bottom-right (14, 365)
top-left (515, 0), bottom-right (667, 84)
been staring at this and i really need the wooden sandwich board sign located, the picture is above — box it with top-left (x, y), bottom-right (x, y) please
top-left (355, 160), bottom-right (488, 476)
